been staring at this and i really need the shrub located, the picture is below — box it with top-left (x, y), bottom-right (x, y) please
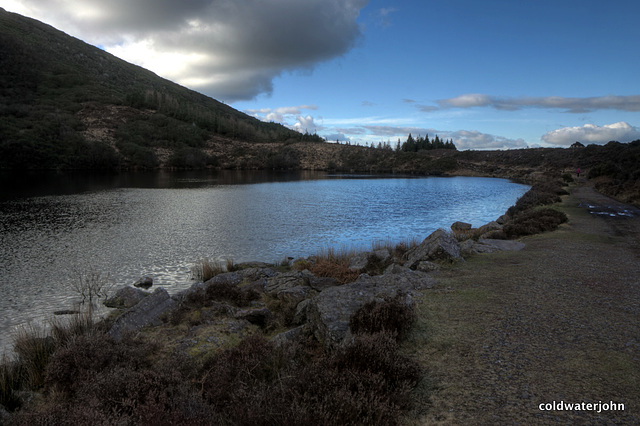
top-left (69, 265), bottom-right (115, 307)
top-left (502, 208), bottom-right (568, 238)
top-left (507, 180), bottom-right (567, 216)
top-left (48, 310), bottom-right (100, 347)
top-left (0, 355), bottom-right (21, 411)
top-left (12, 333), bottom-right (208, 424)
top-left (12, 324), bottom-right (57, 390)
top-left (350, 296), bottom-right (416, 341)
top-left (197, 332), bottom-right (421, 425)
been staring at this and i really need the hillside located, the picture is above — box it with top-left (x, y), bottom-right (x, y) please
top-left (1, 9), bottom-right (639, 206)
top-left (0, 8), bottom-right (317, 170)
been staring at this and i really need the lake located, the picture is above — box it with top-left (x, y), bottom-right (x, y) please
top-left (0, 170), bottom-right (529, 352)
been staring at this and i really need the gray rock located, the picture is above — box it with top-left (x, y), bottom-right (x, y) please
top-left (459, 239), bottom-right (479, 257)
top-left (133, 276), bottom-right (153, 289)
top-left (305, 269), bottom-right (435, 347)
top-left (265, 270), bottom-right (312, 296)
top-left (237, 267), bottom-right (277, 281)
top-left (108, 287), bottom-right (176, 340)
top-left (349, 253), bottom-right (369, 271)
top-left (476, 221), bottom-right (502, 235)
top-left (460, 238), bottom-right (525, 257)
top-left (270, 325), bottom-right (305, 347)
top-left (234, 307), bottom-right (273, 327)
top-left (277, 285), bottom-right (315, 305)
top-left (451, 221), bottom-right (472, 231)
top-left (416, 261), bottom-right (441, 272)
top-left (293, 299), bottom-right (311, 324)
top-left (172, 281), bottom-right (206, 302)
top-left (309, 276), bottom-right (338, 292)
top-left (204, 272), bottom-right (243, 287)
top-left (404, 228), bottom-right (462, 268)
top-left (104, 285), bottom-right (149, 309)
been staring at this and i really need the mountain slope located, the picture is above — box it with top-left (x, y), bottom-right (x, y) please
top-left (0, 8), bottom-right (315, 169)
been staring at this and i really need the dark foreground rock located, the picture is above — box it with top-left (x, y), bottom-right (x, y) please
top-left (108, 287), bottom-right (177, 340)
top-left (305, 267), bottom-right (435, 347)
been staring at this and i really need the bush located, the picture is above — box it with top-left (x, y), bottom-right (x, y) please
top-left (0, 355), bottom-right (21, 411)
top-left (197, 332), bottom-right (421, 425)
top-left (350, 296), bottom-right (416, 341)
top-left (12, 325), bottom-right (57, 390)
top-left (507, 180), bottom-right (567, 216)
top-left (502, 208), bottom-right (568, 238)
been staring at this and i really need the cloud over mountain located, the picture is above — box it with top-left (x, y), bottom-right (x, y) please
top-left (12, 0), bottom-right (367, 101)
top-left (541, 122), bottom-right (640, 146)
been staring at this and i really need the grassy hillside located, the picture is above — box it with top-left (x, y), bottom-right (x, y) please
top-left (0, 8), bottom-right (318, 170)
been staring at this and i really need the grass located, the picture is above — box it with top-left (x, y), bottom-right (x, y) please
top-left (299, 238), bottom-right (421, 285)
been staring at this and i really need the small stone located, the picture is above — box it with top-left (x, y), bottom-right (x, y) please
top-left (134, 276), bottom-right (153, 289)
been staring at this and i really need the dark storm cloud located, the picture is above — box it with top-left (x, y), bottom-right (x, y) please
top-left (19, 0), bottom-right (368, 101)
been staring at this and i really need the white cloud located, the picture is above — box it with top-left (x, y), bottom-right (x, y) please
top-left (436, 94), bottom-right (640, 113)
top-left (245, 105), bottom-right (318, 124)
top-left (294, 115), bottom-right (319, 133)
top-left (449, 130), bottom-right (528, 150)
top-left (541, 122), bottom-right (640, 146)
top-left (9, 0), bottom-right (367, 101)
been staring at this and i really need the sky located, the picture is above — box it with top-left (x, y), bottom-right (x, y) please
top-left (4, 0), bottom-right (640, 149)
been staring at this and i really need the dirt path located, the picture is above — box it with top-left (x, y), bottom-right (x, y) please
top-left (406, 182), bottom-right (640, 424)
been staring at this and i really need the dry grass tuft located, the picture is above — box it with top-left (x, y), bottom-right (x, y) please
top-left (191, 257), bottom-right (224, 281)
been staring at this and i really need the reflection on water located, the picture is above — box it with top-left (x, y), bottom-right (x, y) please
top-left (0, 170), bottom-right (529, 352)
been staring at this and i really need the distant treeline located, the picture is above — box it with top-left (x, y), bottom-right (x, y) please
top-left (399, 133), bottom-right (456, 152)
top-left (362, 134), bottom-right (457, 152)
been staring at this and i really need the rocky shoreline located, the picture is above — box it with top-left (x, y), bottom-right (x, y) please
top-left (101, 217), bottom-right (527, 355)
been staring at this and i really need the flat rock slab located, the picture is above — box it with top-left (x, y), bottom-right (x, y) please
top-left (108, 287), bottom-right (176, 340)
top-left (477, 238), bottom-right (525, 252)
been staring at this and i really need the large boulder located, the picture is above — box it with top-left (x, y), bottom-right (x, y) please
top-left (265, 270), bottom-right (312, 296)
top-left (305, 268), bottom-right (435, 347)
top-left (460, 238), bottom-right (525, 257)
top-left (108, 287), bottom-right (177, 340)
top-left (204, 271), bottom-right (243, 287)
top-left (451, 221), bottom-right (472, 232)
top-left (404, 228), bottom-right (462, 268)
top-left (476, 221), bottom-right (503, 238)
top-left (104, 285), bottom-right (149, 309)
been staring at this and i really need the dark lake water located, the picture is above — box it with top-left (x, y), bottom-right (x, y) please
top-left (0, 170), bottom-right (529, 352)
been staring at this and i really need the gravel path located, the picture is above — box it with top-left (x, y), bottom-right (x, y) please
top-left (411, 182), bottom-right (640, 424)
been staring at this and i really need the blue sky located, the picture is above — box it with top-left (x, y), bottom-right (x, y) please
top-left (6, 0), bottom-right (640, 149)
